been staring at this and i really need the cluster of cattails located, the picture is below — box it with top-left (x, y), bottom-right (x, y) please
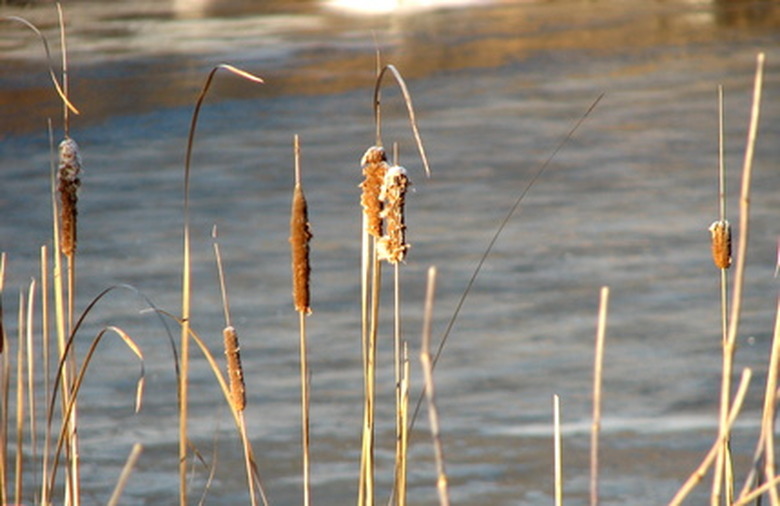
top-left (58, 137), bottom-right (81, 257)
top-left (360, 146), bottom-right (412, 264)
top-left (223, 325), bottom-right (247, 412)
top-left (709, 219), bottom-right (732, 269)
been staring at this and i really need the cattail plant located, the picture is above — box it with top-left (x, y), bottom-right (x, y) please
top-left (213, 226), bottom-right (260, 506)
top-left (358, 62), bottom-right (431, 506)
top-left (180, 63), bottom-right (263, 506)
top-left (290, 135), bottom-right (313, 506)
top-left (377, 165), bottom-right (411, 265)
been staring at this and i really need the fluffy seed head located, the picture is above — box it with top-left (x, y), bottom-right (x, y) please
top-left (58, 138), bottom-right (82, 257)
top-left (709, 220), bottom-right (732, 269)
top-left (223, 325), bottom-right (246, 412)
top-left (290, 184), bottom-right (313, 314)
top-left (360, 146), bottom-right (389, 238)
top-left (377, 165), bottom-right (411, 264)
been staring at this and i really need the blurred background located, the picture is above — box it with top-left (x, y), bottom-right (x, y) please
top-left (1, 0), bottom-right (780, 504)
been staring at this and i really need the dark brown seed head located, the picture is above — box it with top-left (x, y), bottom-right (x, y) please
top-left (58, 138), bottom-right (82, 257)
top-left (223, 325), bottom-right (246, 412)
top-left (290, 184), bottom-right (313, 314)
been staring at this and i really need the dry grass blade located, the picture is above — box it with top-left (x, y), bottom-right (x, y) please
top-left (180, 62), bottom-right (263, 505)
top-left (553, 394), bottom-right (562, 506)
top-left (0, 253), bottom-right (5, 354)
top-left (668, 368), bottom-right (752, 506)
top-left (0, 16), bottom-right (80, 116)
top-left (591, 286), bottom-right (609, 506)
top-left (420, 266), bottom-right (450, 506)
top-left (47, 324), bottom-right (145, 500)
top-left (372, 64), bottom-right (430, 177)
top-left (107, 443), bottom-right (143, 506)
top-left (409, 93), bottom-right (604, 429)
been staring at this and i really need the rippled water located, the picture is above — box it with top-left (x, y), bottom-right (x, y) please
top-left (2, 0), bottom-right (780, 504)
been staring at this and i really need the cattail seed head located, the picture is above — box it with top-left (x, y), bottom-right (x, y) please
top-left (290, 184), bottom-right (313, 314)
top-left (377, 165), bottom-right (411, 264)
top-left (223, 325), bottom-right (246, 412)
top-left (709, 219), bottom-right (732, 269)
top-left (58, 137), bottom-right (82, 258)
top-left (360, 146), bottom-right (389, 238)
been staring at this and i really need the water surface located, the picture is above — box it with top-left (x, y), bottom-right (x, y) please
top-left (1, 0), bottom-right (780, 504)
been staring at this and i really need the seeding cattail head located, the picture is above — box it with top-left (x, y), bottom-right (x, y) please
top-left (360, 146), bottom-right (389, 238)
top-left (290, 183), bottom-right (313, 314)
top-left (58, 137), bottom-right (82, 257)
top-left (709, 219), bottom-right (732, 269)
top-left (377, 165), bottom-right (411, 264)
top-left (223, 325), bottom-right (246, 412)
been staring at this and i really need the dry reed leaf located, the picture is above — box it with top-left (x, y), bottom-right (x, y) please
top-left (377, 165), bottom-right (411, 264)
top-left (290, 184), bottom-right (312, 314)
top-left (360, 146), bottom-right (389, 238)
top-left (223, 326), bottom-right (246, 412)
top-left (58, 137), bottom-right (81, 257)
top-left (709, 220), bottom-right (732, 269)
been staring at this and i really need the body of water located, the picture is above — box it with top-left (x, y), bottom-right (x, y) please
top-left (1, 0), bottom-right (780, 504)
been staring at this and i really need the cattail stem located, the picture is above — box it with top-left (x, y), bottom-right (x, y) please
top-left (591, 286), bottom-right (609, 506)
top-left (420, 267), bottom-right (449, 506)
top-left (554, 394), bottom-right (563, 506)
top-left (291, 135), bottom-right (313, 505)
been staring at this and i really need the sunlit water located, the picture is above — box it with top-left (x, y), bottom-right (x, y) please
top-left (1, 0), bottom-right (780, 504)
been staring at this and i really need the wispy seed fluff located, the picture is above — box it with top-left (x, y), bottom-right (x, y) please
top-left (223, 325), bottom-right (246, 412)
top-left (290, 183), bottom-right (313, 314)
top-left (58, 138), bottom-right (82, 257)
top-left (709, 219), bottom-right (732, 269)
top-left (360, 146), bottom-right (389, 238)
top-left (377, 165), bottom-right (411, 264)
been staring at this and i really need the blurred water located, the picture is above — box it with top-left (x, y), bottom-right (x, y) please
top-left (1, 0), bottom-right (780, 504)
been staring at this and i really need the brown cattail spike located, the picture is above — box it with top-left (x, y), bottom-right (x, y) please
top-left (360, 146), bottom-right (389, 238)
top-left (58, 137), bottom-right (81, 257)
top-left (377, 165), bottom-right (411, 264)
top-left (709, 219), bottom-right (732, 269)
top-left (291, 183), bottom-right (313, 314)
top-left (223, 325), bottom-right (246, 412)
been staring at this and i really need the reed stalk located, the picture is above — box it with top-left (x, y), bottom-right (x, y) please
top-left (14, 292), bottom-right (24, 506)
top-left (213, 226), bottom-right (258, 506)
top-left (420, 266), bottom-right (449, 506)
top-left (180, 63), bottom-right (263, 506)
top-left (553, 394), bottom-right (562, 506)
top-left (758, 296), bottom-right (780, 503)
top-left (0, 253), bottom-right (6, 506)
top-left (106, 443), bottom-right (143, 506)
top-left (712, 52), bottom-right (764, 506)
top-left (290, 135), bottom-right (313, 506)
top-left (591, 286), bottom-right (609, 506)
